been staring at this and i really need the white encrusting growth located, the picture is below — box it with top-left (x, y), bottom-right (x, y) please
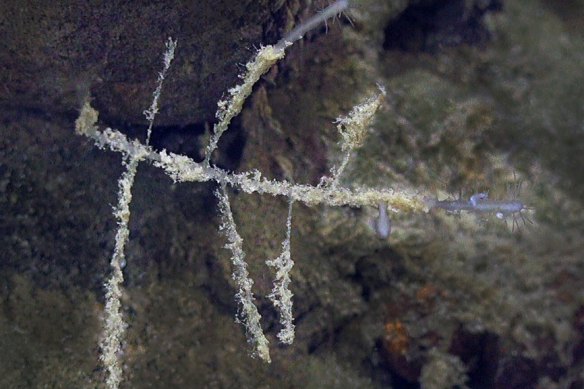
top-left (204, 45), bottom-right (286, 165)
top-left (78, 116), bottom-right (426, 212)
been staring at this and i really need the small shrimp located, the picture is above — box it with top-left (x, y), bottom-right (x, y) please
top-left (430, 191), bottom-right (532, 231)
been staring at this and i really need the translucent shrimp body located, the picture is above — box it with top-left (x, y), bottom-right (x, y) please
top-left (472, 200), bottom-right (525, 216)
top-left (429, 192), bottom-right (530, 230)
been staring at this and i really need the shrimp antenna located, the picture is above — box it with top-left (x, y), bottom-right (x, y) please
top-left (275, 0), bottom-right (350, 51)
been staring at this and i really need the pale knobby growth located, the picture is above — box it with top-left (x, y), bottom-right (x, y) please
top-left (75, 0), bottom-right (428, 382)
top-left (327, 84), bottom-right (386, 188)
top-left (420, 349), bottom-right (469, 389)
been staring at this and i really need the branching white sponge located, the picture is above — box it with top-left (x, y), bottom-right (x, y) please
top-left (75, 1), bottom-right (433, 387)
top-left (76, 2), bottom-right (533, 385)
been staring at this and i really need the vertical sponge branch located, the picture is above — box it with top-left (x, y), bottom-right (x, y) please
top-left (215, 184), bottom-right (271, 363)
top-left (76, 100), bottom-right (133, 389)
top-left (75, 100), bottom-right (134, 389)
top-left (266, 199), bottom-right (295, 344)
top-left (143, 38), bottom-right (177, 145)
top-left (100, 156), bottom-right (138, 389)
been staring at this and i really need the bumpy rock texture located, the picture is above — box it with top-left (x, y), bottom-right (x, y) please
top-left (2, 0), bottom-right (584, 387)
